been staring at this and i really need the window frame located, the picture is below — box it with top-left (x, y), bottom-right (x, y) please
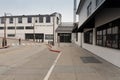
top-left (18, 17), bottom-right (22, 23)
top-left (9, 17), bottom-right (13, 24)
top-left (39, 16), bottom-right (43, 23)
top-left (46, 16), bottom-right (51, 23)
top-left (84, 30), bottom-right (93, 44)
top-left (96, 22), bottom-right (120, 49)
top-left (27, 17), bottom-right (32, 23)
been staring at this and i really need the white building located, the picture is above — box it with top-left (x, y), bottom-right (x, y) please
top-left (56, 22), bottom-right (74, 43)
top-left (0, 12), bottom-right (61, 43)
top-left (74, 0), bottom-right (120, 67)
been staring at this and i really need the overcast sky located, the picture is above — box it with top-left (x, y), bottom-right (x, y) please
top-left (0, 0), bottom-right (80, 22)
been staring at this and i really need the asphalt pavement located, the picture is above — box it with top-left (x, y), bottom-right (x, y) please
top-left (0, 42), bottom-right (120, 80)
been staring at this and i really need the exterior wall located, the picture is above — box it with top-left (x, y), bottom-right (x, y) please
top-left (95, 8), bottom-right (120, 27)
top-left (76, 0), bottom-right (120, 67)
top-left (78, 0), bottom-right (105, 28)
top-left (78, 0), bottom-right (97, 27)
top-left (74, 33), bottom-right (82, 47)
top-left (0, 13), bottom-right (61, 43)
top-left (82, 43), bottom-right (120, 67)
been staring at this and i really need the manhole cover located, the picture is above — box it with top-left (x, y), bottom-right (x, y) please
top-left (80, 57), bottom-right (102, 63)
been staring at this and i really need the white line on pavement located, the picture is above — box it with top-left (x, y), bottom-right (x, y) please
top-left (43, 52), bottom-right (62, 80)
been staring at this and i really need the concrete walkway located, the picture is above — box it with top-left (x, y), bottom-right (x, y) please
top-left (49, 43), bottom-right (120, 80)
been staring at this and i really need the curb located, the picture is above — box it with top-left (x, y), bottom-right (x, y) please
top-left (46, 44), bottom-right (61, 53)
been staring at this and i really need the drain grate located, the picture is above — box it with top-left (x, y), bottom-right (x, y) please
top-left (80, 57), bottom-right (102, 63)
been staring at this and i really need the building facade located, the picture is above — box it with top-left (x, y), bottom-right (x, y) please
top-left (74, 0), bottom-right (120, 67)
top-left (56, 22), bottom-right (74, 43)
top-left (0, 12), bottom-right (61, 43)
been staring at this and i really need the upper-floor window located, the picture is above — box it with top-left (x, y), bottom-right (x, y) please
top-left (7, 34), bottom-right (15, 37)
top-left (25, 26), bottom-right (34, 29)
top-left (1, 18), bottom-right (5, 24)
top-left (18, 17), bottom-right (22, 23)
top-left (57, 17), bottom-right (59, 24)
top-left (7, 26), bottom-right (15, 30)
top-left (0, 27), bottom-right (4, 30)
top-left (28, 17), bottom-right (32, 23)
top-left (39, 16), bottom-right (43, 23)
top-left (46, 16), bottom-right (50, 23)
top-left (9, 17), bottom-right (13, 24)
top-left (96, 0), bottom-right (103, 7)
top-left (16, 26), bottom-right (24, 29)
top-left (87, 2), bottom-right (92, 16)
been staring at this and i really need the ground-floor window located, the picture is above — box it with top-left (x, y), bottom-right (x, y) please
top-left (84, 30), bottom-right (93, 44)
top-left (45, 34), bottom-right (53, 40)
top-left (96, 19), bottom-right (120, 49)
top-left (25, 33), bottom-right (44, 42)
top-left (7, 34), bottom-right (15, 37)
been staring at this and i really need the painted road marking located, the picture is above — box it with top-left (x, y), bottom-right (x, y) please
top-left (43, 52), bottom-right (62, 80)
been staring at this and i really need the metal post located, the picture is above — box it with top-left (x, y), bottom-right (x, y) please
top-left (3, 13), bottom-right (7, 47)
top-left (53, 17), bottom-right (55, 46)
top-left (2, 13), bottom-right (12, 47)
top-left (33, 17), bottom-right (36, 42)
top-left (15, 17), bottom-right (16, 37)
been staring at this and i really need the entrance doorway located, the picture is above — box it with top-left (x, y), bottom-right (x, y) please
top-left (58, 33), bottom-right (71, 43)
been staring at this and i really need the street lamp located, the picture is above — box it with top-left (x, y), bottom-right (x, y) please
top-left (2, 13), bottom-right (12, 47)
top-left (33, 17), bottom-right (37, 42)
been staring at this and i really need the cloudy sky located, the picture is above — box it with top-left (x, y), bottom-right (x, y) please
top-left (0, 0), bottom-right (80, 22)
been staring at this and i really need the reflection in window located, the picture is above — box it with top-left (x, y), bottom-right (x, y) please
top-left (96, 24), bottom-right (119, 49)
top-left (84, 30), bottom-right (93, 44)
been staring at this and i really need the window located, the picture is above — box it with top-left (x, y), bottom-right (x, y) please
top-left (25, 26), bottom-right (34, 29)
top-left (87, 2), bottom-right (92, 16)
top-left (0, 27), bottom-right (4, 30)
top-left (7, 34), bottom-right (15, 37)
top-left (45, 34), bottom-right (53, 40)
top-left (96, 0), bottom-right (103, 7)
top-left (57, 17), bottom-right (59, 24)
top-left (28, 17), bottom-right (32, 23)
top-left (18, 17), bottom-right (22, 23)
top-left (84, 30), bottom-right (93, 44)
top-left (96, 21), bottom-right (120, 49)
top-left (46, 16), bottom-right (50, 23)
top-left (111, 27), bottom-right (118, 48)
top-left (39, 16), bottom-right (43, 23)
top-left (1, 18), bottom-right (5, 24)
top-left (96, 30), bottom-right (103, 46)
top-left (9, 17), bottom-right (13, 24)
top-left (16, 26), bottom-right (24, 29)
top-left (7, 27), bottom-right (15, 30)
top-left (76, 33), bottom-right (78, 41)
top-left (106, 27), bottom-right (112, 47)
